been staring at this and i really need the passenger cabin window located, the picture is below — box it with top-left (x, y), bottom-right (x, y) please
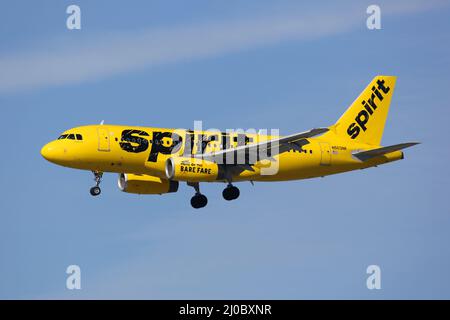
top-left (76, 134), bottom-right (83, 140)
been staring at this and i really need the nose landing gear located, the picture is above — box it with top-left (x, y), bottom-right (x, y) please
top-left (90, 171), bottom-right (103, 196)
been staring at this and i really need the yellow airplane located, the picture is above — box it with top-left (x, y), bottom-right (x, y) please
top-left (41, 76), bottom-right (418, 208)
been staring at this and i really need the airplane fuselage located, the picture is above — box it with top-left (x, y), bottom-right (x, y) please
top-left (41, 124), bottom-right (403, 182)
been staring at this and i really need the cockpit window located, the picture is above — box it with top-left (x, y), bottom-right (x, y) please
top-left (57, 133), bottom-right (83, 140)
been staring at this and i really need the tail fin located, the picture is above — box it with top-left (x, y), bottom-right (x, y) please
top-left (333, 76), bottom-right (396, 146)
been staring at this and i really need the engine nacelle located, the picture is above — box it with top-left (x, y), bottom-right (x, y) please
top-left (118, 173), bottom-right (178, 194)
top-left (165, 157), bottom-right (222, 182)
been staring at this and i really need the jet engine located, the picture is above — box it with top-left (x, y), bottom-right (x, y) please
top-left (118, 173), bottom-right (178, 194)
top-left (165, 157), bottom-right (223, 182)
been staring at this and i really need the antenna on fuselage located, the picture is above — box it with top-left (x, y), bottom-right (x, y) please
top-left (100, 120), bottom-right (104, 125)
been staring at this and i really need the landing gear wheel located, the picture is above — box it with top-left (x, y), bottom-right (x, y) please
top-left (191, 194), bottom-right (208, 209)
top-left (90, 171), bottom-right (103, 197)
top-left (187, 182), bottom-right (207, 209)
top-left (90, 186), bottom-right (101, 196)
top-left (222, 185), bottom-right (240, 201)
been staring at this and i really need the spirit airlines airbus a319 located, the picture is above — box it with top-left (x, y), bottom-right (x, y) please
top-left (41, 76), bottom-right (418, 208)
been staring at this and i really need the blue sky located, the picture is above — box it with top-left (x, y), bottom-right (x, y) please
top-left (1, 0), bottom-right (450, 299)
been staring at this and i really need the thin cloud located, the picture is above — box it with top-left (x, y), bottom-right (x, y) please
top-left (0, 0), bottom-right (445, 94)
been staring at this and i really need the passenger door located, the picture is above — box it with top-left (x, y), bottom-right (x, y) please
top-left (97, 127), bottom-right (110, 152)
top-left (319, 142), bottom-right (331, 166)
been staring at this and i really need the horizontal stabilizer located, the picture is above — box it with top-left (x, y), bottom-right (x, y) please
top-left (353, 142), bottom-right (420, 161)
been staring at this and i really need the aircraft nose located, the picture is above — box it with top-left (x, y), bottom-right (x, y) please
top-left (41, 142), bottom-right (62, 163)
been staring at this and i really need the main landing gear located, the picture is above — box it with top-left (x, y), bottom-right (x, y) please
top-left (188, 182), bottom-right (208, 209)
top-left (187, 182), bottom-right (241, 209)
top-left (90, 171), bottom-right (103, 196)
top-left (222, 183), bottom-right (240, 201)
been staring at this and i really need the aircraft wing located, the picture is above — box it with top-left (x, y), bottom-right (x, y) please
top-left (195, 128), bottom-right (329, 164)
top-left (352, 142), bottom-right (420, 161)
